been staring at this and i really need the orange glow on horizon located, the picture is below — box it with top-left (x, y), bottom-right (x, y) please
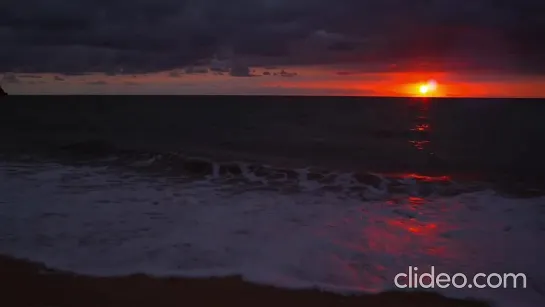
top-left (9, 67), bottom-right (545, 97)
top-left (263, 69), bottom-right (545, 98)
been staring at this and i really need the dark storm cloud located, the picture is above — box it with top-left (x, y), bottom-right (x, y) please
top-left (19, 74), bottom-right (42, 79)
top-left (279, 69), bottom-right (298, 77)
top-left (327, 41), bottom-right (360, 51)
top-left (336, 71), bottom-right (357, 76)
top-left (87, 80), bottom-right (107, 85)
top-left (1, 0), bottom-right (544, 74)
top-left (169, 70), bottom-right (182, 77)
top-left (230, 63), bottom-right (255, 77)
top-left (184, 66), bottom-right (209, 74)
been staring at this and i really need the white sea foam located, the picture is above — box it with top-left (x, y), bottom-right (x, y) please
top-left (0, 161), bottom-right (544, 307)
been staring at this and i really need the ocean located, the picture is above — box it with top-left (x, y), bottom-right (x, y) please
top-left (0, 96), bottom-right (544, 307)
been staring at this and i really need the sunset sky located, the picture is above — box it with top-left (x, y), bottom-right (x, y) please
top-left (1, 0), bottom-right (545, 97)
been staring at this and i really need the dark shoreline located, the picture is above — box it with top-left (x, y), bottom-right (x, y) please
top-left (0, 254), bottom-right (490, 307)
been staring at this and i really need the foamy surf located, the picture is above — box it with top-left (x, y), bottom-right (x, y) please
top-left (0, 161), bottom-right (544, 307)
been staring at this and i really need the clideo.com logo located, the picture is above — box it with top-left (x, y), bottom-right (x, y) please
top-left (394, 266), bottom-right (527, 289)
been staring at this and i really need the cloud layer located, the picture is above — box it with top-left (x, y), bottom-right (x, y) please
top-left (1, 0), bottom-right (544, 74)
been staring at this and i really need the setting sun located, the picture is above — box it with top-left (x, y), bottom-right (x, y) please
top-left (419, 84), bottom-right (430, 94)
top-left (417, 79), bottom-right (438, 96)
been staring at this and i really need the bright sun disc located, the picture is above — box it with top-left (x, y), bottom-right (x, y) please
top-left (419, 85), bottom-right (429, 94)
top-left (418, 79), bottom-right (438, 95)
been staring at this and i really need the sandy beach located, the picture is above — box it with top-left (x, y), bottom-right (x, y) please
top-left (0, 254), bottom-right (490, 307)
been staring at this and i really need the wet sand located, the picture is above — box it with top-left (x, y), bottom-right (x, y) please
top-left (0, 254), bottom-right (490, 307)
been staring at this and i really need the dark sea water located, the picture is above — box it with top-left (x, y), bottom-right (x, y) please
top-left (2, 96), bottom-right (545, 181)
top-left (0, 96), bottom-right (544, 307)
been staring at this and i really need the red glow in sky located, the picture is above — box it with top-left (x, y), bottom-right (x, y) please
top-left (7, 67), bottom-right (545, 97)
top-left (264, 68), bottom-right (545, 98)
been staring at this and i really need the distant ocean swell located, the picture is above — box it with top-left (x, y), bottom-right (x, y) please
top-left (0, 146), bottom-right (500, 199)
